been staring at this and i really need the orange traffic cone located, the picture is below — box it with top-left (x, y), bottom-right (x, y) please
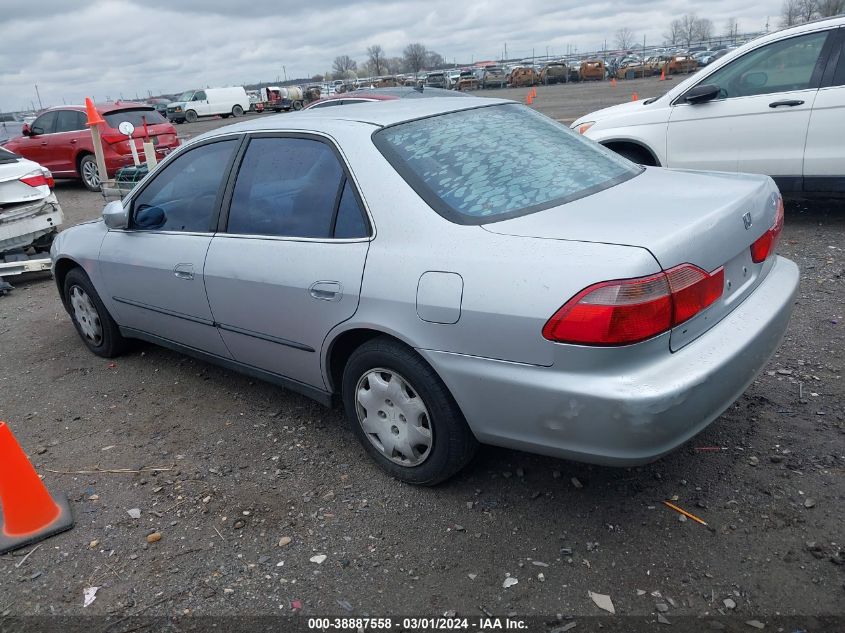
top-left (632, 92), bottom-right (639, 101)
top-left (531, 86), bottom-right (537, 98)
top-left (660, 68), bottom-right (666, 81)
top-left (610, 78), bottom-right (617, 88)
top-left (0, 421), bottom-right (74, 554)
top-left (526, 92), bottom-right (533, 105)
top-left (84, 97), bottom-right (105, 127)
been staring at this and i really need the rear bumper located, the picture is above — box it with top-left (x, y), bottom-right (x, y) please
top-left (0, 196), bottom-right (63, 253)
top-left (421, 256), bottom-right (799, 466)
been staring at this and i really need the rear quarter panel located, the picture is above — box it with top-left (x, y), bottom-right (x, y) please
top-left (321, 125), bottom-right (662, 372)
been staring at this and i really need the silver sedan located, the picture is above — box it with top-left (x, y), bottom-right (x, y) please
top-left (51, 98), bottom-right (799, 484)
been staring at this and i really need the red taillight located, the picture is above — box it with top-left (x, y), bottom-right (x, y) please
top-left (542, 264), bottom-right (724, 346)
top-left (20, 169), bottom-right (54, 189)
top-left (750, 195), bottom-right (784, 263)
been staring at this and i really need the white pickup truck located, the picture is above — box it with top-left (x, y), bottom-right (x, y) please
top-left (0, 146), bottom-right (64, 295)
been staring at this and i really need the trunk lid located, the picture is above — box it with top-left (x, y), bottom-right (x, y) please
top-left (483, 167), bottom-right (782, 350)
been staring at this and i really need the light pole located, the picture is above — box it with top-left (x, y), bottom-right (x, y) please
top-left (34, 84), bottom-right (43, 110)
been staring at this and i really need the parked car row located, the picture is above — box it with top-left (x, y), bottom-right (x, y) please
top-left (3, 102), bottom-right (180, 191)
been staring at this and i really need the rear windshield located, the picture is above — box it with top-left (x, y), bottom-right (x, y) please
top-left (0, 146), bottom-right (20, 163)
top-left (373, 103), bottom-right (640, 224)
top-left (104, 108), bottom-right (167, 128)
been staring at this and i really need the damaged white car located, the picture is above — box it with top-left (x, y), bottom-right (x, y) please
top-left (0, 146), bottom-right (63, 294)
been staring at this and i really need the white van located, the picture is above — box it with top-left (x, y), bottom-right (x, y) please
top-left (166, 87), bottom-right (251, 123)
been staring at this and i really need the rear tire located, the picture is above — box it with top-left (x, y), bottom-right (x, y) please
top-left (342, 337), bottom-right (477, 485)
top-left (63, 268), bottom-right (127, 358)
top-left (185, 110), bottom-right (198, 123)
top-left (78, 154), bottom-right (101, 192)
top-left (232, 105), bottom-right (243, 117)
top-left (292, 101), bottom-right (303, 111)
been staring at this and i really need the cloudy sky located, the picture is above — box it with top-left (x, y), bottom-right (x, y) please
top-left (1, 0), bottom-right (782, 112)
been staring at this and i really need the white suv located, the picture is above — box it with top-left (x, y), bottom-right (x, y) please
top-left (572, 17), bottom-right (845, 195)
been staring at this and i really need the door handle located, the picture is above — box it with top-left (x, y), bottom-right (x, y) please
top-left (173, 263), bottom-right (194, 280)
top-left (40, 142), bottom-right (48, 146)
top-left (769, 100), bottom-right (804, 108)
top-left (309, 281), bottom-right (342, 301)
top-left (70, 139), bottom-right (78, 144)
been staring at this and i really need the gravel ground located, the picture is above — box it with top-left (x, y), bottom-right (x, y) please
top-left (0, 76), bottom-right (843, 628)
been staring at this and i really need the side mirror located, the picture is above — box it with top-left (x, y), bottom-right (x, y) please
top-left (102, 200), bottom-right (129, 229)
top-left (685, 83), bottom-right (720, 104)
top-left (21, 123), bottom-right (31, 136)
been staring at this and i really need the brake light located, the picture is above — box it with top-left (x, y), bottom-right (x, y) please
top-left (19, 169), bottom-right (54, 189)
top-left (542, 264), bottom-right (724, 346)
top-left (750, 195), bottom-right (784, 263)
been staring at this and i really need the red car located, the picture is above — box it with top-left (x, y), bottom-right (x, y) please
top-left (4, 102), bottom-right (180, 191)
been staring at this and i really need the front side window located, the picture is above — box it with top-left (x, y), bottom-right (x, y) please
top-left (131, 139), bottom-right (237, 232)
top-left (373, 104), bottom-right (639, 223)
top-left (703, 31), bottom-right (829, 99)
top-left (31, 111), bottom-right (58, 135)
top-left (227, 137), bottom-right (360, 239)
top-left (193, 91), bottom-right (207, 101)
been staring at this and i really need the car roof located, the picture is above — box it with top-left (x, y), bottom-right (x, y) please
top-left (44, 101), bottom-right (156, 114)
top-left (196, 97), bottom-right (513, 140)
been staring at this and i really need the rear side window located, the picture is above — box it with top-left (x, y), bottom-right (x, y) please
top-left (832, 33), bottom-right (845, 87)
top-left (227, 137), bottom-right (367, 239)
top-left (55, 110), bottom-right (86, 133)
top-left (373, 103), bottom-right (640, 224)
top-left (132, 139), bottom-right (237, 232)
top-left (104, 108), bottom-right (167, 128)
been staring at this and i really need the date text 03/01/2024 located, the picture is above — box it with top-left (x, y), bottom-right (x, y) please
top-left (306, 616), bottom-right (528, 630)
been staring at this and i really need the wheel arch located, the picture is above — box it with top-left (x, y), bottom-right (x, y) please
top-left (323, 326), bottom-right (421, 395)
top-left (53, 256), bottom-right (83, 308)
top-left (600, 139), bottom-right (662, 166)
top-left (75, 150), bottom-right (94, 176)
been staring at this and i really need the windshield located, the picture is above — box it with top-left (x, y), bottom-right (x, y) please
top-left (178, 91), bottom-right (195, 102)
top-left (373, 104), bottom-right (640, 224)
top-left (104, 108), bottom-right (167, 128)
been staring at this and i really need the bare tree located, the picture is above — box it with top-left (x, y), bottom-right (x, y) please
top-left (311, 74), bottom-right (324, 82)
top-left (425, 51), bottom-right (444, 69)
top-left (403, 43), bottom-right (428, 73)
top-left (332, 55), bottom-right (358, 78)
top-left (724, 17), bottom-right (740, 41)
top-left (781, 0), bottom-right (803, 25)
top-left (797, 0), bottom-right (818, 20)
top-left (817, 0), bottom-right (845, 15)
top-left (678, 14), bottom-right (703, 48)
top-left (366, 45), bottom-right (385, 77)
top-left (615, 27), bottom-right (636, 50)
top-left (664, 19), bottom-right (683, 45)
top-left (384, 56), bottom-right (404, 74)
top-left (697, 18), bottom-right (714, 41)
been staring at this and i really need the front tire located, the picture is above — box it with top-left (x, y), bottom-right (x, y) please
top-left (64, 268), bottom-right (127, 358)
top-left (342, 337), bottom-right (477, 485)
top-left (185, 110), bottom-right (198, 123)
top-left (78, 154), bottom-right (101, 191)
